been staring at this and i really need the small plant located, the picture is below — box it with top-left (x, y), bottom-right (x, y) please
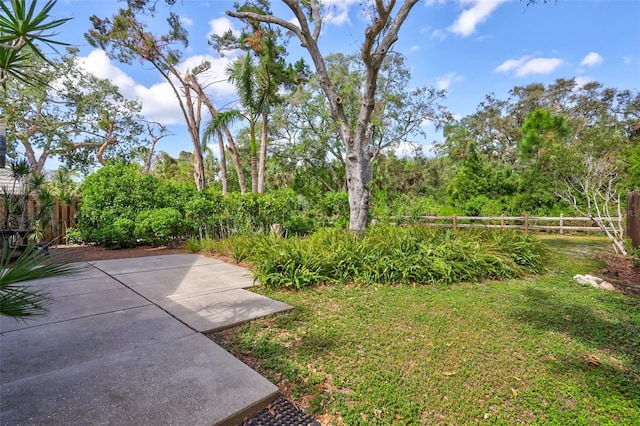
top-left (203, 226), bottom-right (550, 289)
top-left (184, 237), bottom-right (201, 253)
top-left (64, 228), bottom-right (83, 245)
top-left (630, 247), bottom-right (640, 268)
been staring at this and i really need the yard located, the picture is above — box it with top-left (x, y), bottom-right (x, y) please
top-left (210, 236), bottom-right (640, 425)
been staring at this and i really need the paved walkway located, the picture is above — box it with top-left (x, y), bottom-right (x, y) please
top-left (0, 254), bottom-right (292, 425)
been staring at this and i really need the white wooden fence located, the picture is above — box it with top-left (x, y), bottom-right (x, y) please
top-left (392, 214), bottom-right (625, 234)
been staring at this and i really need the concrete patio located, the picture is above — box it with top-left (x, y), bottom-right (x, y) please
top-left (0, 254), bottom-right (292, 425)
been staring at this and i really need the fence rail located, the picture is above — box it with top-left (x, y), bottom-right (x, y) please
top-left (392, 214), bottom-right (625, 234)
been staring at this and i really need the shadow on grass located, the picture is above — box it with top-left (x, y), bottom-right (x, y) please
top-left (515, 287), bottom-right (640, 406)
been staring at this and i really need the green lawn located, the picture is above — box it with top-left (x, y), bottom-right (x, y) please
top-left (212, 236), bottom-right (640, 425)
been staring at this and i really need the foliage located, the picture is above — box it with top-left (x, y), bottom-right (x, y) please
top-left (86, 3), bottom-right (211, 189)
top-left (78, 162), bottom-right (190, 248)
top-left (0, 242), bottom-right (81, 319)
top-left (0, 0), bottom-right (71, 85)
top-left (203, 226), bottom-right (548, 289)
top-left (134, 207), bottom-right (183, 247)
top-left (438, 79), bottom-right (639, 216)
top-left (1, 51), bottom-right (149, 173)
top-left (218, 236), bottom-right (640, 424)
top-left (63, 227), bottom-right (83, 244)
top-left (0, 158), bottom-right (55, 240)
top-left (92, 217), bottom-right (136, 249)
top-left (184, 188), bottom-right (315, 239)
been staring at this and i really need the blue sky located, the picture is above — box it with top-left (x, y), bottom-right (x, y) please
top-left (49, 0), bottom-right (640, 158)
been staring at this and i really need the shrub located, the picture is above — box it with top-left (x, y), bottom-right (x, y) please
top-left (134, 208), bottom-right (183, 247)
top-left (212, 226), bottom-right (550, 289)
top-left (95, 218), bottom-right (136, 249)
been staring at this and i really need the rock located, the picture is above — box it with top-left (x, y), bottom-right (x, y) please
top-left (573, 274), bottom-right (616, 291)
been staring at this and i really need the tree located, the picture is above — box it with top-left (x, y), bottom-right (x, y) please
top-left (439, 79), bottom-right (639, 215)
top-left (1, 51), bottom-right (150, 174)
top-left (212, 1), bottom-right (306, 194)
top-left (269, 52), bottom-right (446, 202)
top-left (86, 3), bottom-right (214, 190)
top-left (209, 52), bottom-right (266, 193)
top-left (227, 0), bottom-right (422, 232)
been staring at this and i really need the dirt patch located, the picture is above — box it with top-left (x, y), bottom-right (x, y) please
top-left (49, 244), bottom-right (190, 262)
top-left (595, 254), bottom-right (640, 296)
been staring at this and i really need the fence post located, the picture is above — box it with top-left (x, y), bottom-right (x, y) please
top-left (628, 190), bottom-right (640, 249)
top-left (501, 214), bottom-right (505, 228)
top-left (559, 213), bottom-right (564, 235)
top-left (453, 215), bottom-right (458, 230)
top-left (525, 213), bottom-right (529, 232)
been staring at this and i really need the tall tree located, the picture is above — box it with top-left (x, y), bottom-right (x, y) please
top-left (227, 0), bottom-right (421, 232)
top-left (212, 1), bottom-right (306, 193)
top-left (1, 52), bottom-right (149, 174)
top-left (269, 52), bottom-right (446, 199)
top-left (86, 3), bottom-right (214, 190)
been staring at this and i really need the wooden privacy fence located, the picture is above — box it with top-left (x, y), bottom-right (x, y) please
top-left (0, 197), bottom-right (79, 243)
top-left (629, 190), bottom-right (640, 248)
top-left (394, 214), bottom-right (625, 235)
top-left (50, 199), bottom-right (79, 242)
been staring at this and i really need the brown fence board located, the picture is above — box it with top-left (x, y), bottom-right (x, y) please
top-left (629, 191), bottom-right (640, 249)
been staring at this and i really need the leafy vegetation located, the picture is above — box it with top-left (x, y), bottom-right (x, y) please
top-left (0, 242), bottom-right (82, 319)
top-left (198, 226), bottom-right (548, 289)
top-left (213, 236), bottom-right (640, 424)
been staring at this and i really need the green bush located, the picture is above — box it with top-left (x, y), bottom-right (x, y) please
top-left (78, 162), bottom-right (196, 248)
top-left (135, 208), bottom-right (183, 247)
top-left (95, 218), bottom-right (136, 249)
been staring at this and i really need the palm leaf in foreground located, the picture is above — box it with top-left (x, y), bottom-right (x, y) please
top-left (0, 242), bottom-right (83, 319)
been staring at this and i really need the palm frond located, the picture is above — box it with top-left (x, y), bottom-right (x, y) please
top-left (202, 110), bottom-right (244, 143)
top-left (0, 242), bottom-right (84, 319)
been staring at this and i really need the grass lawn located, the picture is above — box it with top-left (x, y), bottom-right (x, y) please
top-left (212, 235), bottom-right (640, 425)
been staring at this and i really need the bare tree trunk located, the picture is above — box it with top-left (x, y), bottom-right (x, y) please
top-left (216, 129), bottom-right (228, 195)
top-left (227, 137), bottom-right (247, 194)
top-left (192, 147), bottom-right (206, 191)
top-left (257, 111), bottom-right (268, 193)
top-left (143, 122), bottom-right (170, 174)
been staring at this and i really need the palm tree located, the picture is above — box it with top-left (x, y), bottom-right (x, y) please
top-left (203, 52), bottom-right (266, 193)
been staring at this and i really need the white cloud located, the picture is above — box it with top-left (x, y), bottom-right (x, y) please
top-left (623, 56), bottom-right (633, 64)
top-left (75, 49), bottom-right (237, 126)
top-left (208, 17), bottom-right (238, 37)
top-left (580, 52), bottom-right (603, 67)
top-left (574, 76), bottom-right (594, 88)
top-left (322, 0), bottom-right (360, 26)
top-left (425, 0), bottom-right (446, 6)
top-left (436, 72), bottom-right (463, 91)
top-left (431, 29), bottom-right (447, 41)
top-left (495, 55), bottom-right (563, 77)
top-left (449, 0), bottom-right (509, 37)
top-left (515, 57), bottom-right (563, 76)
top-left (180, 16), bottom-right (193, 27)
top-left (76, 50), bottom-right (138, 97)
top-left (495, 56), bottom-right (530, 73)
top-left (410, 45), bottom-right (421, 51)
